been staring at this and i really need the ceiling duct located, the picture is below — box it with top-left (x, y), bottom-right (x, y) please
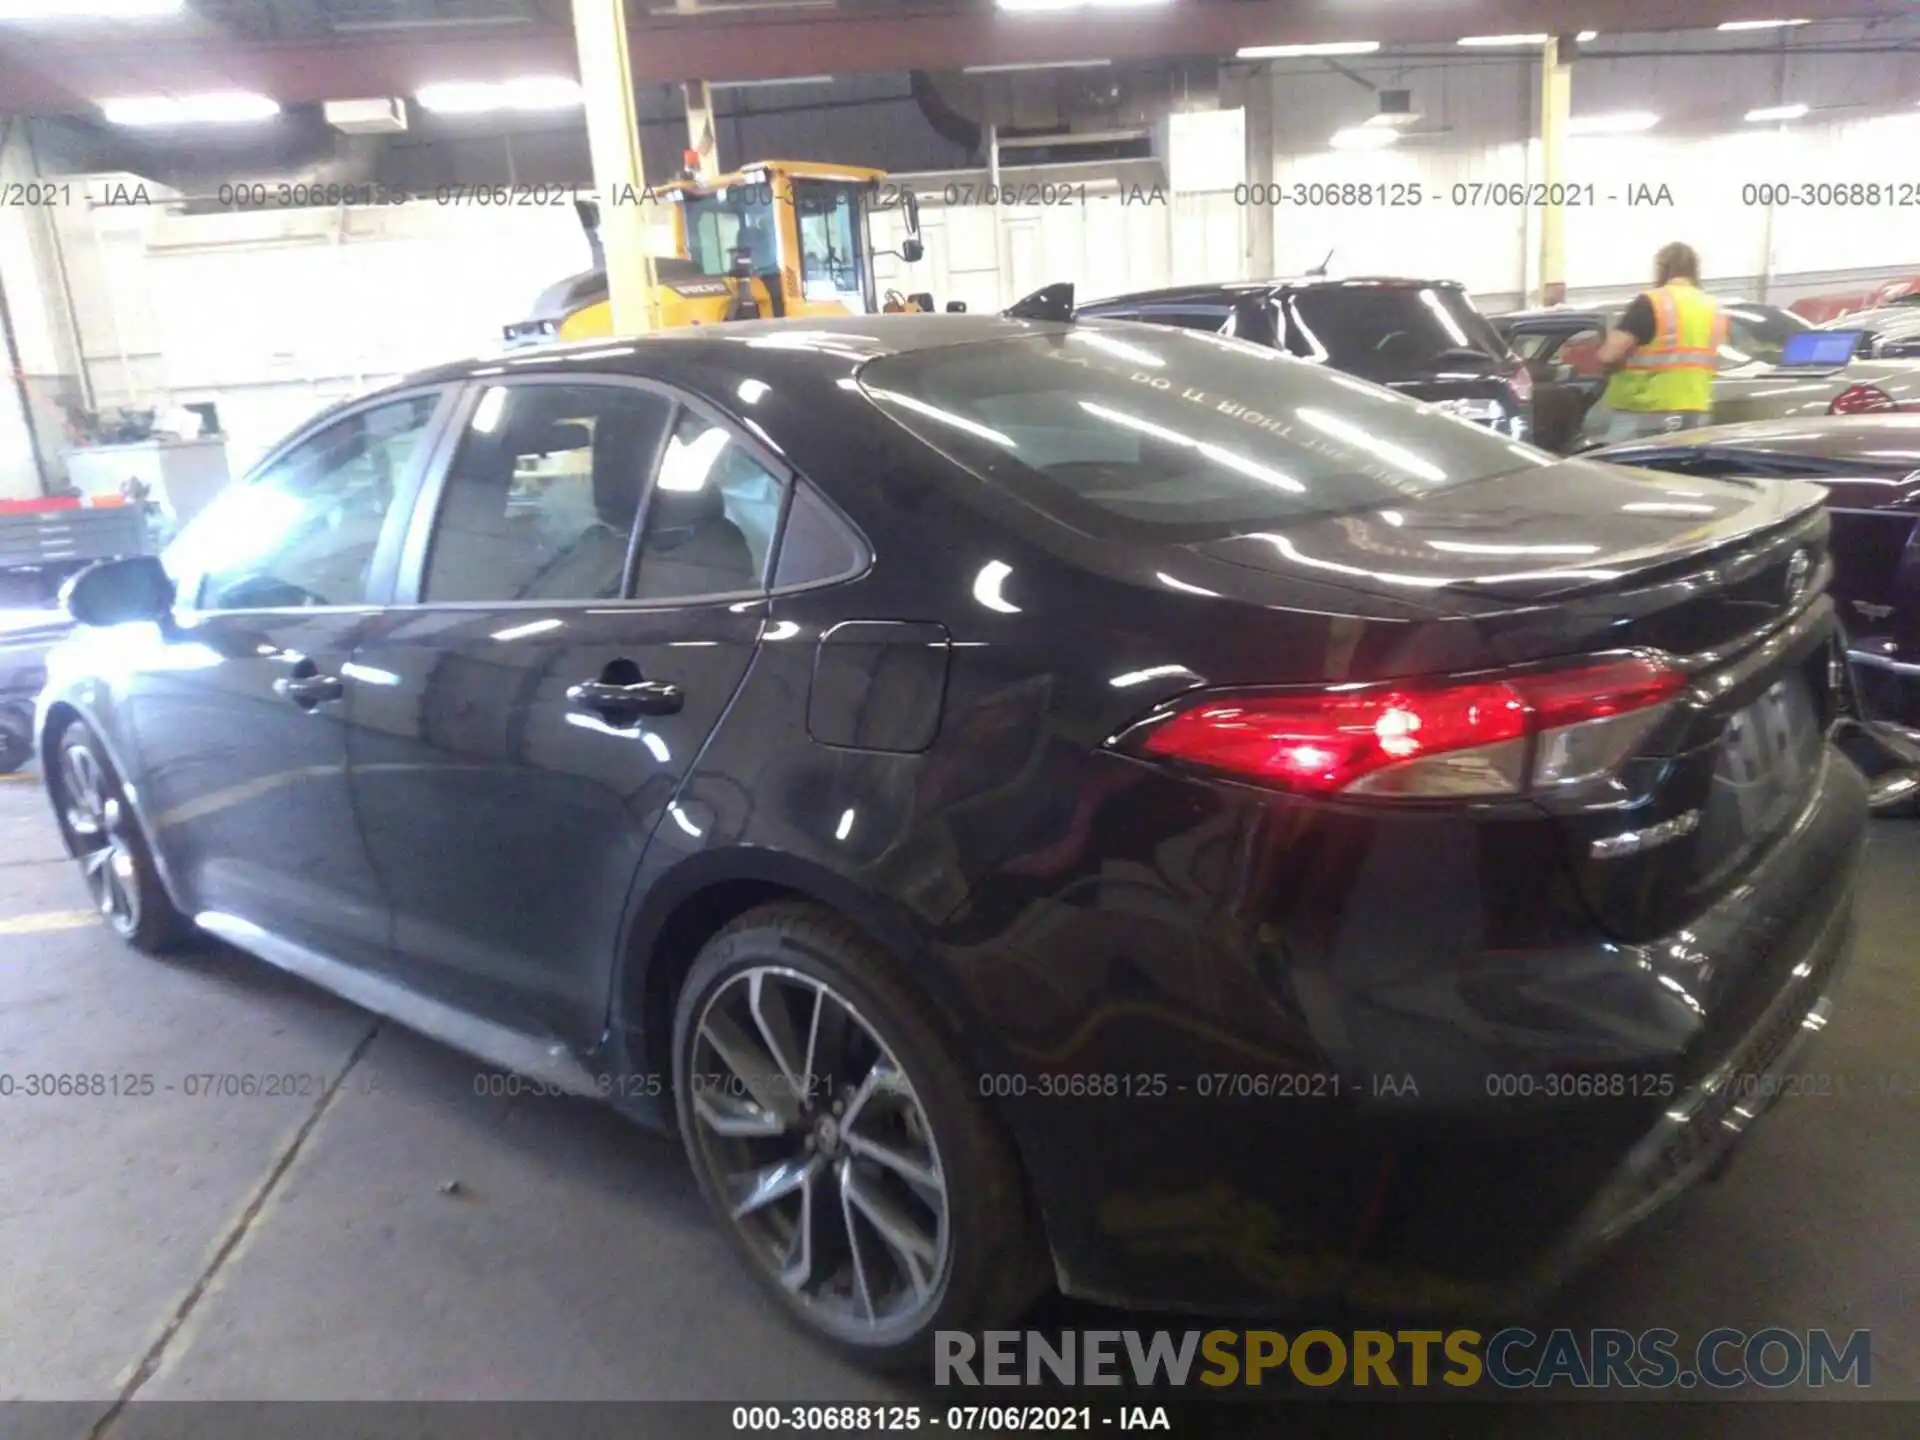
top-left (324, 98), bottom-right (409, 135)
top-left (43, 109), bottom-right (398, 215)
top-left (921, 58), bottom-right (1220, 145)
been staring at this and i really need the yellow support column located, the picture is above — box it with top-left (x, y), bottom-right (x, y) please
top-left (1536, 35), bottom-right (1571, 307)
top-left (572, 0), bottom-right (659, 334)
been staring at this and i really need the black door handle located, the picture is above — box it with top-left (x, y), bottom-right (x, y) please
top-left (274, 670), bottom-right (343, 709)
top-left (567, 678), bottom-right (684, 718)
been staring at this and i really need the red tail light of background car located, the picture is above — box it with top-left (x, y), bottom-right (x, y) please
top-left (1829, 384), bottom-right (1905, 415)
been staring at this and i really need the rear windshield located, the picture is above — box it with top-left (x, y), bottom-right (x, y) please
top-left (1282, 286), bottom-right (1510, 380)
top-left (857, 327), bottom-right (1551, 538)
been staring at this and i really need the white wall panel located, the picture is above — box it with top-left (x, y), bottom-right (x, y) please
top-left (50, 194), bottom-right (586, 472)
top-left (1262, 41), bottom-right (1920, 300)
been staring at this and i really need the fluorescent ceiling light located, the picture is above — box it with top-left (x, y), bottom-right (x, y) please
top-left (1718, 19), bottom-right (1809, 31)
top-left (1457, 33), bottom-right (1548, 47)
top-left (1745, 103), bottom-right (1810, 122)
top-left (1576, 30), bottom-right (1598, 41)
top-left (997, 0), bottom-right (1168, 9)
top-left (964, 59), bottom-right (1111, 72)
top-left (0, 0), bottom-right (181, 16)
top-left (1237, 41), bottom-right (1380, 59)
top-left (414, 83), bottom-right (499, 114)
top-left (501, 76), bottom-right (584, 109)
top-left (1568, 110), bottom-right (1660, 134)
top-left (1330, 126), bottom-right (1398, 150)
top-left (712, 75), bottom-right (834, 88)
top-left (416, 77), bottom-right (582, 113)
top-left (100, 92), bottom-right (280, 126)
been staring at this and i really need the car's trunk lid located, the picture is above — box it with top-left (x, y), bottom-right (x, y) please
top-left (1186, 458), bottom-right (1839, 939)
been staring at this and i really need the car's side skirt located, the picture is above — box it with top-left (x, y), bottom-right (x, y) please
top-left (194, 911), bottom-right (603, 1098)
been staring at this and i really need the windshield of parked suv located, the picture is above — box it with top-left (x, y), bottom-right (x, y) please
top-left (1282, 285), bottom-right (1510, 381)
top-left (859, 327), bottom-right (1553, 538)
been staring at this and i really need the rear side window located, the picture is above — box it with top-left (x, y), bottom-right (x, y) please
top-left (422, 383), bottom-right (672, 603)
top-left (1283, 286), bottom-right (1509, 379)
top-left (773, 480), bottom-right (869, 588)
top-left (632, 411), bottom-right (783, 601)
top-left (859, 328), bottom-right (1552, 538)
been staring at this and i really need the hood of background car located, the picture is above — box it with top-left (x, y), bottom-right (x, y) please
top-left (1713, 358), bottom-right (1920, 423)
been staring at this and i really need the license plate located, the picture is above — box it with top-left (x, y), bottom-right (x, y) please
top-left (1709, 676), bottom-right (1821, 841)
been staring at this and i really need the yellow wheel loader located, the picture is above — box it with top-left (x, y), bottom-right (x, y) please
top-left (503, 160), bottom-right (948, 347)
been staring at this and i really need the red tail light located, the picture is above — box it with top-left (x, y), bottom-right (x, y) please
top-left (1125, 655), bottom-right (1684, 799)
top-left (1829, 384), bottom-right (1902, 415)
top-left (1508, 363), bottom-right (1534, 405)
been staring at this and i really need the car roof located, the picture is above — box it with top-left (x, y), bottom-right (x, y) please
top-left (391, 313), bottom-right (1070, 392)
top-left (1494, 307), bottom-right (1610, 324)
top-left (1081, 276), bottom-right (1467, 309)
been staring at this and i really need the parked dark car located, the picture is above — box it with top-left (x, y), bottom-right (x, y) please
top-left (1078, 277), bottom-right (1536, 442)
top-left (0, 606), bottom-right (67, 772)
top-left (39, 314), bottom-right (1864, 1365)
top-left (1591, 414), bottom-right (1920, 772)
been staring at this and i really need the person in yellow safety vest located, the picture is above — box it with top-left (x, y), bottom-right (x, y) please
top-left (1593, 242), bottom-right (1730, 443)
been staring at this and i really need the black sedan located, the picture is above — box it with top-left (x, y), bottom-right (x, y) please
top-left (38, 313), bottom-right (1865, 1366)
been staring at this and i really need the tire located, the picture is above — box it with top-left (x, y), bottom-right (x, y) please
top-left (50, 720), bottom-right (191, 953)
top-left (673, 901), bottom-right (1049, 1370)
top-left (0, 711), bottom-right (29, 774)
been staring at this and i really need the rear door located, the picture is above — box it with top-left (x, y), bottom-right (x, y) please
top-left (347, 376), bottom-right (780, 1041)
top-left (129, 389), bottom-right (451, 967)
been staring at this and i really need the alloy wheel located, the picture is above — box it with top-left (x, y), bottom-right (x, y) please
top-left (60, 736), bottom-right (141, 938)
top-left (686, 966), bottom-right (951, 1345)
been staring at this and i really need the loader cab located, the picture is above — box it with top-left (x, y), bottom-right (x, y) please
top-left (672, 164), bottom-right (888, 316)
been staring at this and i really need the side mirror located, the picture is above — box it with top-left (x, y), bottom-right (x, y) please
top-left (62, 556), bottom-right (175, 628)
top-left (901, 189), bottom-right (924, 264)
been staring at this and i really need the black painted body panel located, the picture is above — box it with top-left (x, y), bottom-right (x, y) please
top-left (38, 315), bottom-right (1867, 1314)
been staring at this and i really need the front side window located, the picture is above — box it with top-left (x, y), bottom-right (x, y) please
top-left (860, 327), bottom-right (1553, 540)
top-left (683, 187), bottom-right (779, 278)
top-left (1720, 304), bottom-right (1810, 369)
top-left (633, 411), bottom-right (786, 601)
top-left (172, 393), bottom-right (438, 611)
top-left (792, 178), bottom-right (870, 313)
top-left (421, 384), bottom-right (672, 603)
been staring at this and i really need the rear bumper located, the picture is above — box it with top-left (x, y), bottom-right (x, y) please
top-left (976, 747), bottom-right (1867, 1316)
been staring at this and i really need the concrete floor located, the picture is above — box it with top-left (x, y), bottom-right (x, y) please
top-left (1, 766), bottom-right (1916, 1421)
